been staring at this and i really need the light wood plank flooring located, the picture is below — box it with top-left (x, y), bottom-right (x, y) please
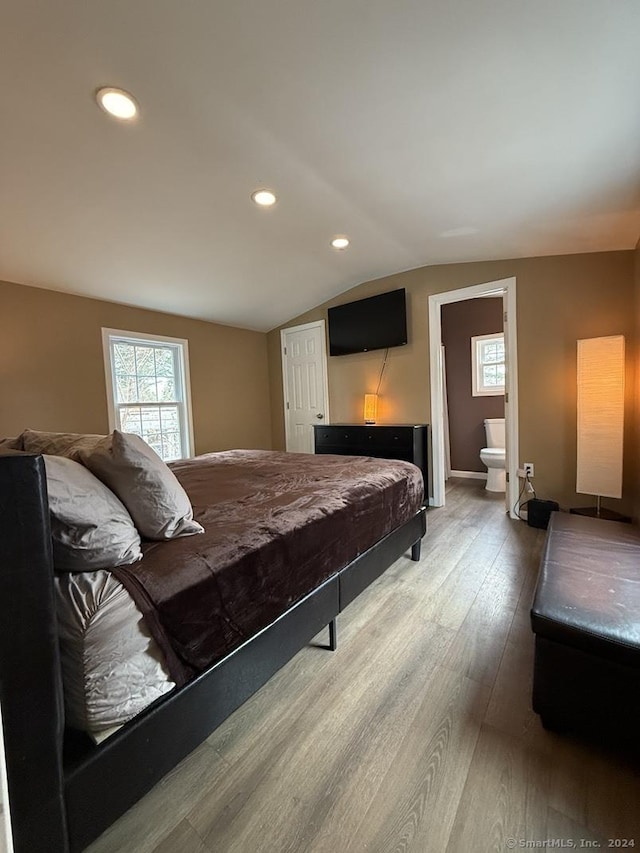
top-left (88, 479), bottom-right (640, 853)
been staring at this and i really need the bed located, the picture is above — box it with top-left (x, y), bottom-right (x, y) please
top-left (0, 440), bottom-right (427, 853)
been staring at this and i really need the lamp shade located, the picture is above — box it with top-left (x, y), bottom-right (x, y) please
top-left (576, 335), bottom-right (625, 499)
top-left (364, 394), bottom-right (378, 424)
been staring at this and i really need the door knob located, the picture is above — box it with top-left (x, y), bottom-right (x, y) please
top-left (316, 413), bottom-right (324, 419)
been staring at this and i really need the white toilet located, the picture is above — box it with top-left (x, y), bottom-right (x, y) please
top-left (480, 418), bottom-right (506, 492)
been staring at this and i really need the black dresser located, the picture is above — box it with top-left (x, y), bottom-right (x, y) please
top-left (313, 424), bottom-right (429, 491)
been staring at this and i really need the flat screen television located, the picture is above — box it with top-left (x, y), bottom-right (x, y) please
top-left (328, 288), bottom-right (407, 356)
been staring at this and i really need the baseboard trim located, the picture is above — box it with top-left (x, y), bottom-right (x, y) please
top-left (449, 470), bottom-right (487, 480)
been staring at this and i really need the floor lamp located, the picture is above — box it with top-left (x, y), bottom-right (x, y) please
top-left (574, 335), bottom-right (626, 520)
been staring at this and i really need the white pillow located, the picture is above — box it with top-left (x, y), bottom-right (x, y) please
top-left (80, 431), bottom-right (204, 540)
top-left (44, 455), bottom-right (142, 572)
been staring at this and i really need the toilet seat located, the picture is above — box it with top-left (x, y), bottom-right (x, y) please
top-left (480, 448), bottom-right (505, 461)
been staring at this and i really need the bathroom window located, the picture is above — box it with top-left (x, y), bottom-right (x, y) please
top-left (472, 333), bottom-right (505, 396)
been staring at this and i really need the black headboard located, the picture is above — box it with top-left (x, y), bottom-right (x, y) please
top-left (0, 455), bottom-right (68, 851)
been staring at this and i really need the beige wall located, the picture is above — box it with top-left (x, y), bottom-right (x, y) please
top-left (635, 237), bottom-right (640, 520)
top-left (0, 280), bottom-right (272, 453)
top-left (268, 251), bottom-right (637, 514)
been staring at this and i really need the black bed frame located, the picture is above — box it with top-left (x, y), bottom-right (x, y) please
top-left (0, 454), bottom-right (427, 853)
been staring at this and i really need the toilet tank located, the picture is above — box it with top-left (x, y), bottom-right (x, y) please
top-left (484, 418), bottom-right (505, 448)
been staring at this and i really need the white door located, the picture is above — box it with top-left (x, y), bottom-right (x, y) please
top-left (281, 321), bottom-right (330, 453)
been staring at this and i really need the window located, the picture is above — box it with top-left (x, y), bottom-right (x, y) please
top-left (102, 329), bottom-right (194, 461)
top-left (472, 333), bottom-right (505, 396)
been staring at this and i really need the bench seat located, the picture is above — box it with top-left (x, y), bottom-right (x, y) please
top-left (530, 512), bottom-right (640, 742)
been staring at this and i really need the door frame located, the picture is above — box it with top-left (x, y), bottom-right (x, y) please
top-left (428, 277), bottom-right (519, 517)
top-left (281, 320), bottom-right (331, 452)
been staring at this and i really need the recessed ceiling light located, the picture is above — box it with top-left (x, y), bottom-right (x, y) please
top-left (331, 235), bottom-right (350, 250)
top-left (95, 87), bottom-right (139, 120)
top-left (251, 189), bottom-right (277, 207)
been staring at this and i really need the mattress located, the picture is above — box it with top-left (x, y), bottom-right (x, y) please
top-left (55, 450), bottom-right (423, 739)
top-left (55, 571), bottom-right (175, 742)
top-left (114, 449), bottom-right (424, 684)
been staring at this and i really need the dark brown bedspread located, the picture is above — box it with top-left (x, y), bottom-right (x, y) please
top-left (113, 450), bottom-right (423, 685)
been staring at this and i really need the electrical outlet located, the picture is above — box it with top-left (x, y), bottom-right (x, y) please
top-left (523, 462), bottom-right (534, 477)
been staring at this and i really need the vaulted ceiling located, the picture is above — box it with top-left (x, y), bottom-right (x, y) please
top-left (1, 1), bottom-right (639, 331)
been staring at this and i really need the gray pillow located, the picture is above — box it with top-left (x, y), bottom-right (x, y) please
top-left (22, 429), bottom-right (106, 461)
top-left (80, 431), bottom-right (204, 540)
top-left (0, 435), bottom-right (25, 452)
top-left (43, 455), bottom-right (142, 572)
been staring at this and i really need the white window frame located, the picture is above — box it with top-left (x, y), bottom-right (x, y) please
top-left (102, 328), bottom-right (195, 460)
top-left (471, 332), bottom-right (505, 397)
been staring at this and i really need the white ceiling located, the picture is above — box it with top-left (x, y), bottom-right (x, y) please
top-left (1, 1), bottom-right (639, 332)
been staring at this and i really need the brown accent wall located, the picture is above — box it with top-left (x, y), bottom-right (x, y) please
top-left (441, 298), bottom-right (504, 472)
top-left (268, 251), bottom-right (637, 514)
top-left (0, 280), bottom-right (272, 453)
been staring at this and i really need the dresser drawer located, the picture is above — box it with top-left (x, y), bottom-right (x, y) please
top-left (314, 426), bottom-right (414, 450)
top-left (369, 427), bottom-right (414, 451)
top-left (314, 428), bottom-right (363, 448)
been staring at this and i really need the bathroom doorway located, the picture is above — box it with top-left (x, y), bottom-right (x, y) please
top-left (428, 277), bottom-right (519, 517)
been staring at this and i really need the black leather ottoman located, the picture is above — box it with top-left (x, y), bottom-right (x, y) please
top-left (530, 512), bottom-right (640, 743)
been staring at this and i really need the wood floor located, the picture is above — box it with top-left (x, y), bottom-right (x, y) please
top-left (88, 479), bottom-right (640, 853)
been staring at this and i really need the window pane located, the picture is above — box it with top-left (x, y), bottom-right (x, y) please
top-left (157, 377), bottom-right (176, 402)
top-left (161, 408), bottom-right (179, 428)
top-left (483, 365), bottom-right (499, 386)
top-left (480, 341), bottom-right (505, 364)
top-left (135, 346), bottom-right (156, 376)
top-left (119, 406), bottom-right (143, 434)
top-left (140, 407), bottom-right (163, 456)
top-left (115, 375), bottom-right (139, 403)
top-left (159, 406), bottom-right (179, 428)
top-left (140, 406), bottom-right (161, 430)
top-left (113, 343), bottom-right (135, 375)
top-left (155, 348), bottom-right (174, 377)
top-left (138, 376), bottom-right (159, 402)
top-left (161, 432), bottom-right (181, 462)
top-left (482, 364), bottom-right (505, 388)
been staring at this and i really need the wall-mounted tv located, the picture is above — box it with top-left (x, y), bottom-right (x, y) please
top-left (328, 288), bottom-right (407, 356)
